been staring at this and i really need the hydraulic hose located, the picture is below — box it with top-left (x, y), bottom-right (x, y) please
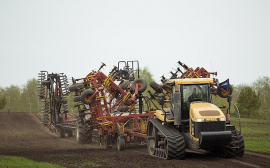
top-left (231, 102), bottom-right (241, 133)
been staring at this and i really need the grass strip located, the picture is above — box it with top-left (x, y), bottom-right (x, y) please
top-left (0, 155), bottom-right (64, 168)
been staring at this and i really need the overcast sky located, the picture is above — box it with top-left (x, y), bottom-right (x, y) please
top-left (0, 0), bottom-right (269, 88)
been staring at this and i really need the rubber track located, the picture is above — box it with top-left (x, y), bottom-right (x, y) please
top-left (149, 118), bottom-right (185, 159)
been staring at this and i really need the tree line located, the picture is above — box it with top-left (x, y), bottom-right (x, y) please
top-left (212, 76), bottom-right (269, 119)
top-left (0, 71), bottom-right (269, 120)
top-left (0, 79), bottom-right (39, 112)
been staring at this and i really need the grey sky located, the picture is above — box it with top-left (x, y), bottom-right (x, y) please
top-left (1, 0), bottom-right (269, 88)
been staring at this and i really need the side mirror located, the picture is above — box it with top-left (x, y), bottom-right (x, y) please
top-left (159, 96), bottom-right (165, 106)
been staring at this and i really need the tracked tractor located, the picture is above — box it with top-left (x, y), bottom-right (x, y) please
top-left (146, 62), bottom-right (244, 159)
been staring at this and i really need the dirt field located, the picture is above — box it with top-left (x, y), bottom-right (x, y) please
top-left (0, 112), bottom-right (269, 168)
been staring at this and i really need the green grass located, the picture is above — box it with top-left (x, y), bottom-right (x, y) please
top-left (231, 117), bottom-right (270, 154)
top-left (0, 155), bottom-right (64, 168)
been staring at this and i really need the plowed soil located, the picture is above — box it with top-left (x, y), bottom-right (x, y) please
top-left (0, 112), bottom-right (269, 168)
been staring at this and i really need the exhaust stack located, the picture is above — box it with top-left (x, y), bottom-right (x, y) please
top-left (173, 81), bottom-right (181, 125)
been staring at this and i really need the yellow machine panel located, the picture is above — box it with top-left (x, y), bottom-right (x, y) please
top-left (189, 102), bottom-right (226, 122)
top-left (168, 78), bottom-right (213, 85)
top-left (155, 109), bottom-right (174, 122)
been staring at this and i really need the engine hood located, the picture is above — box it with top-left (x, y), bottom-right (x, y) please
top-left (190, 102), bottom-right (225, 122)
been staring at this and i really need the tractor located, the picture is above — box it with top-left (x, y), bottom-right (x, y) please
top-left (146, 61), bottom-right (244, 159)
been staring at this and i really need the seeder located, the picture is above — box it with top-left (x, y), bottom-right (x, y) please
top-left (37, 71), bottom-right (76, 137)
top-left (68, 61), bottom-right (154, 150)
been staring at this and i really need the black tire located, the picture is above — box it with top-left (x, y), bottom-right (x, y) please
top-left (41, 80), bottom-right (51, 86)
top-left (117, 106), bottom-right (129, 112)
top-left (80, 89), bottom-right (95, 104)
top-left (69, 83), bottom-right (84, 92)
top-left (130, 78), bottom-right (147, 93)
top-left (104, 133), bottom-right (110, 149)
top-left (119, 80), bottom-right (130, 90)
top-left (68, 130), bottom-right (72, 137)
top-left (162, 84), bottom-right (172, 93)
top-left (85, 127), bottom-right (93, 144)
top-left (217, 85), bottom-right (233, 98)
top-left (73, 96), bottom-right (81, 102)
top-left (60, 98), bottom-right (68, 104)
top-left (59, 127), bottom-right (65, 138)
top-left (210, 130), bottom-right (244, 158)
top-left (76, 121), bottom-right (85, 144)
top-left (117, 136), bottom-right (125, 151)
top-left (150, 81), bottom-right (163, 93)
top-left (174, 134), bottom-right (186, 160)
top-left (235, 131), bottom-right (245, 157)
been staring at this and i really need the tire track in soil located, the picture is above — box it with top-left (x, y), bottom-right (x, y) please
top-left (0, 112), bottom-right (269, 168)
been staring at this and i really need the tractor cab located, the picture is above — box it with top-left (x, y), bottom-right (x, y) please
top-left (179, 80), bottom-right (212, 121)
top-left (158, 78), bottom-right (215, 124)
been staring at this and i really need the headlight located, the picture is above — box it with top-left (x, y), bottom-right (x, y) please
top-left (195, 118), bottom-right (226, 122)
top-left (218, 118), bottom-right (226, 121)
top-left (196, 119), bottom-right (205, 122)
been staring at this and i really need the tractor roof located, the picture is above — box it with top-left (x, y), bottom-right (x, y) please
top-left (168, 78), bottom-right (213, 85)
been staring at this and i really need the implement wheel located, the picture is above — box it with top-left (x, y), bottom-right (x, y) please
top-left (76, 121), bottom-right (85, 144)
top-left (73, 96), bottom-right (81, 102)
top-left (217, 85), bottom-right (233, 98)
top-left (69, 83), bottom-right (84, 92)
top-left (130, 78), bottom-right (147, 93)
top-left (41, 80), bottom-right (51, 86)
top-left (60, 98), bottom-right (68, 104)
top-left (80, 89), bottom-right (95, 104)
top-left (59, 127), bottom-right (65, 138)
top-left (119, 80), bottom-right (130, 90)
top-left (85, 127), bottom-right (93, 144)
top-left (117, 136), bottom-right (125, 151)
top-left (104, 133), bottom-right (110, 149)
top-left (68, 130), bottom-right (72, 137)
top-left (150, 81), bottom-right (163, 93)
top-left (162, 84), bottom-right (172, 93)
